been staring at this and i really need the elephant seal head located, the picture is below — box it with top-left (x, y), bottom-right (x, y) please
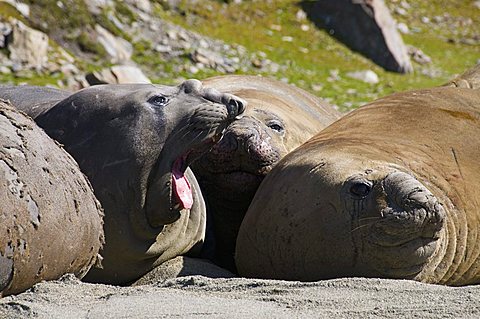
top-left (191, 75), bottom-right (340, 270)
top-left (236, 146), bottom-right (446, 281)
top-left (35, 79), bottom-right (245, 283)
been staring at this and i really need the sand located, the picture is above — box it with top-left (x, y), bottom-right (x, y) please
top-left (1, 273), bottom-right (480, 318)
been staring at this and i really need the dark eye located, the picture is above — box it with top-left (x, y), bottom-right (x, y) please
top-left (148, 95), bottom-right (168, 107)
top-left (267, 120), bottom-right (284, 133)
top-left (350, 182), bottom-right (372, 198)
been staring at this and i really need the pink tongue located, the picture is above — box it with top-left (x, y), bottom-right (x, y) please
top-left (172, 158), bottom-right (193, 210)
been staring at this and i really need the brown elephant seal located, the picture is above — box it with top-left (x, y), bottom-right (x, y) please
top-left (0, 100), bottom-right (103, 297)
top-left (191, 75), bottom-right (340, 271)
top-left (4, 80), bottom-right (245, 284)
top-left (236, 87), bottom-right (480, 286)
top-left (444, 63), bottom-right (480, 89)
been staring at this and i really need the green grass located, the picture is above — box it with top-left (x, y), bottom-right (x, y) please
top-left (23, 0), bottom-right (95, 33)
top-left (1, 0), bottom-right (478, 110)
top-left (152, 0), bottom-right (479, 111)
top-left (0, 2), bottom-right (27, 22)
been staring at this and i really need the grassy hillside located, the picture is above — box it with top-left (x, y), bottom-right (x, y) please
top-left (1, 0), bottom-right (478, 111)
top-left (156, 0), bottom-right (479, 110)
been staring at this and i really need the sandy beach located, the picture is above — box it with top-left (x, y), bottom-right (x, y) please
top-left (1, 273), bottom-right (480, 318)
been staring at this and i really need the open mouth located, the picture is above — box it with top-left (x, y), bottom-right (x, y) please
top-left (169, 132), bottom-right (224, 211)
top-left (171, 153), bottom-right (193, 210)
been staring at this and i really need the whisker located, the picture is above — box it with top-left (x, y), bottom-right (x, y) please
top-left (350, 223), bottom-right (374, 233)
top-left (166, 122), bottom-right (193, 141)
top-left (356, 217), bottom-right (381, 223)
top-left (189, 129), bottom-right (205, 145)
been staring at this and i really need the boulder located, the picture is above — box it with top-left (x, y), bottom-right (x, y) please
top-left (346, 70), bottom-right (379, 84)
top-left (84, 65), bottom-right (151, 85)
top-left (125, 0), bottom-right (151, 13)
top-left (300, 0), bottom-right (413, 73)
top-left (94, 24), bottom-right (133, 63)
top-left (8, 19), bottom-right (49, 70)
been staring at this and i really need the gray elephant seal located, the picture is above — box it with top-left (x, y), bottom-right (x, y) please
top-left (0, 85), bottom-right (71, 118)
top-left (192, 75), bottom-right (340, 271)
top-left (3, 80), bottom-right (245, 284)
top-left (236, 86), bottom-right (480, 286)
top-left (0, 100), bottom-right (103, 297)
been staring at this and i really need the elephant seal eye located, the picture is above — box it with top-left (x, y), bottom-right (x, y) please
top-left (148, 95), bottom-right (168, 107)
top-left (350, 182), bottom-right (371, 197)
top-left (267, 120), bottom-right (285, 133)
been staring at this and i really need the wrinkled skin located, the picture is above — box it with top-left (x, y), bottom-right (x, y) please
top-left (0, 101), bottom-right (103, 297)
top-left (236, 87), bottom-right (480, 286)
top-left (1, 81), bottom-right (245, 284)
top-left (191, 75), bottom-right (340, 271)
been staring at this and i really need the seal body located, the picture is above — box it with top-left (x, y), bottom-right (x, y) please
top-left (236, 87), bottom-right (480, 286)
top-left (192, 75), bottom-right (340, 270)
top-left (0, 101), bottom-right (103, 297)
top-left (8, 81), bottom-right (245, 284)
top-left (0, 85), bottom-right (71, 118)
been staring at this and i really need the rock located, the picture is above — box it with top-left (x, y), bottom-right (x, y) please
top-left (408, 46), bottom-right (432, 65)
top-left (300, 0), bottom-right (413, 73)
top-left (327, 69), bottom-right (341, 82)
top-left (190, 48), bottom-right (237, 73)
top-left (400, 1), bottom-right (411, 9)
top-left (1, 0), bottom-right (30, 17)
top-left (393, 7), bottom-right (407, 16)
top-left (8, 19), bottom-right (49, 70)
top-left (0, 21), bottom-right (12, 48)
top-left (85, 65), bottom-right (151, 85)
top-left (154, 44), bottom-right (172, 53)
top-left (60, 63), bottom-right (80, 76)
top-left (84, 0), bottom-right (113, 15)
top-left (0, 66), bottom-right (11, 74)
top-left (296, 9), bottom-right (307, 21)
top-left (475, 1), bottom-right (480, 9)
top-left (125, 0), bottom-right (151, 13)
top-left (346, 70), bottom-right (380, 84)
top-left (397, 22), bottom-right (409, 34)
top-left (301, 24), bottom-right (310, 31)
top-left (94, 24), bottom-right (133, 63)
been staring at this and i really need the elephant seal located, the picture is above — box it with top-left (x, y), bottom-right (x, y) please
top-left (0, 85), bottom-right (71, 118)
top-left (444, 63), bottom-right (480, 89)
top-left (0, 100), bottom-right (103, 297)
top-left (191, 75), bottom-right (340, 271)
top-left (236, 87), bottom-right (480, 286)
top-left (5, 80), bottom-right (245, 284)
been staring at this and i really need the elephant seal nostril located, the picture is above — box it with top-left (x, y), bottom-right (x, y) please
top-left (182, 79), bottom-right (203, 94)
top-left (234, 100), bottom-right (246, 118)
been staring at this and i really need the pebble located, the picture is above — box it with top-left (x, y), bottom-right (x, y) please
top-left (0, 65), bottom-right (11, 74)
top-left (346, 70), bottom-right (379, 84)
top-left (397, 23), bottom-right (409, 34)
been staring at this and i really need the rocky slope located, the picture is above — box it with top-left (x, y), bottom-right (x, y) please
top-left (0, 0), bottom-right (283, 90)
top-left (0, 0), bottom-right (479, 110)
